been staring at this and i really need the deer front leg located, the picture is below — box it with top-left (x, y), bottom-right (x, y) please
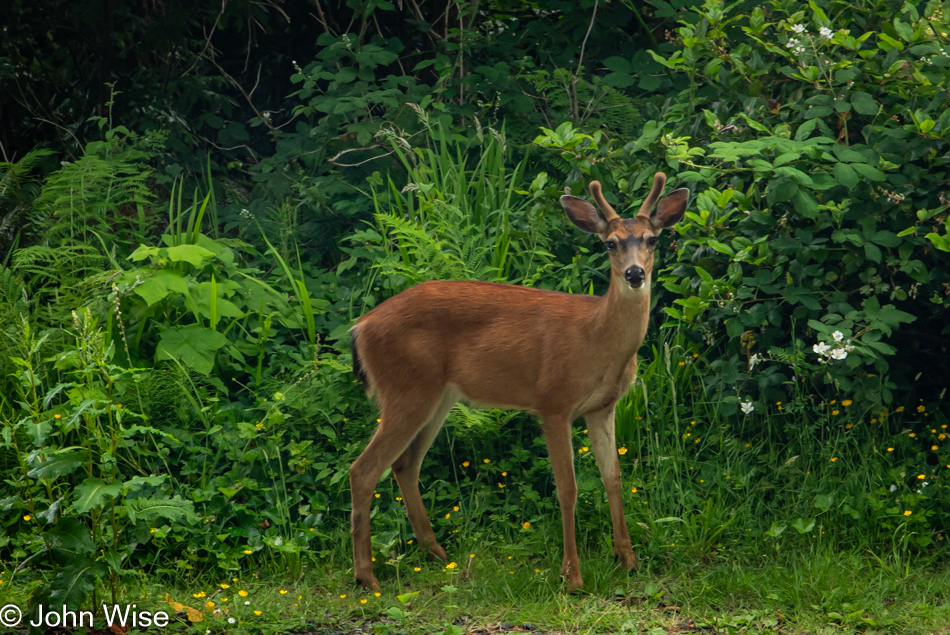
top-left (586, 406), bottom-right (637, 570)
top-left (541, 415), bottom-right (583, 591)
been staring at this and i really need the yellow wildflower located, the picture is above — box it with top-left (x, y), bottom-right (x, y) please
top-left (220, 584), bottom-right (230, 589)
top-left (360, 599), bottom-right (367, 604)
top-left (483, 458), bottom-right (490, 463)
top-left (414, 567), bottom-right (421, 572)
top-left (462, 461), bottom-right (470, 467)
top-left (523, 521), bottom-right (531, 529)
top-left (238, 590), bottom-right (248, 597)
top-left (842, 400), bottom-right (852, 407)
top-left (279, 590), bottom-right (287, 595)
top-left (446, 562), bottom-right (457, 569)
top-left (23, 515), bottom-right (31, 521)
top-left (193, 592), bottom-right (206, 599)
top-left (830, 457), bottom-right (837, 462)
top-left (918, 405), bottom-right (926, 413)
top-left (618, 447), bottom-right (628, 455)
top-left (254, 610), bottom-right (262, 616)
top-left (896, 406), bottom-right (905, 413)
top-left (904, 510), bottom-right (912, 516)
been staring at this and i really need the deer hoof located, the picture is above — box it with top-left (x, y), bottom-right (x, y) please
top-left (355, 574), bottom-right (381, 591)
top-left (428, 543), bottom-right (448, 561)
top-left (561, 563), bottom-right (584, 592)
top-left (616, 549), bottom-right (639, 571)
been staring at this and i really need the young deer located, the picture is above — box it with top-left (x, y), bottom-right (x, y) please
top-left (349, 173), bottom-right (689, 591)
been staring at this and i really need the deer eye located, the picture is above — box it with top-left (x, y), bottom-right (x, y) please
top-left (647, 236), bottom-right (658, 247)
top-left (605, 240), bottom-right (616, 251)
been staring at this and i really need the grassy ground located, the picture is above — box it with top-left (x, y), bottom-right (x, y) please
top-left (4, 543), bottom-right (950, 634)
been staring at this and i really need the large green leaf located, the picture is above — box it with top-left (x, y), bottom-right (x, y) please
top-left (134, 269), bottom-right (190, 306)
top-left (49, 559), bottom-right (108, 608)
top-left (850, 91), bottom-right (879, 115)
top-left (27, 451), bottom-right (85, 480)
top-left (166, 244), bottom-right (216, 266)
top-left (72, 478), bottom-right (122, 513)
top-left (122, 495), bottom-right (197, 524)
top-left (155, 324), bottom-right (228, 375)
top-left (45, 517), bottom-right (95, 554)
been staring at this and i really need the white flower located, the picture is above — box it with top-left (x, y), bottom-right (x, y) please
top-left (813, 342), bottom-right (831, 355)
top-left (832, 330), bottom-right (844, 342)
top-left (741, 401), bottom-right (754, 415)
top-left (228, 617), bottom-right (236, 624)
top-left (749, 353), bottom-right (760, 370)
top-left (820, 26), bottom-right (834, 40)
top-left (245, 601), bottom-right (251, 605)
top-left (786, 37), bottom-right (799, 49)
top-left (830, 349), bottom-right (848, 360)
top-left (889, 485), bottom-right (897, 492)
top-left (794, 45), bottom-right (806, 54)
top-left (791, 23), bottom-right (806, 34)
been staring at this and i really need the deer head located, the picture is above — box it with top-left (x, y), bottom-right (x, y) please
top-left (560, 173), bottom-right (689, 290)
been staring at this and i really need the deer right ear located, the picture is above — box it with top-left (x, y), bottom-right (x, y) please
top-left (560, 195), bottom-right (608, 235)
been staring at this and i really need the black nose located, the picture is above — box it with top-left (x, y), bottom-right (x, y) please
top-left (625, 266), bottom-right (645, 283)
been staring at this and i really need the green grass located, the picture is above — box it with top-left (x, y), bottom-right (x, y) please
top-left (5, 545), bottom-right (949, 634)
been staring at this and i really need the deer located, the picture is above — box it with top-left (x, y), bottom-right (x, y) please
top-left (348, 173), bottom-right (689, 591)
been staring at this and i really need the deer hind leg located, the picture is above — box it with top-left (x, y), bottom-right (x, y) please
top-left (391, 390), bottom-right (457, 561)
top-left (586, 406), bottom-right (637, 570)
top-left (350, 388), bottom-right (445, 590)
top-left (541, 414), bottom-right (583, 591)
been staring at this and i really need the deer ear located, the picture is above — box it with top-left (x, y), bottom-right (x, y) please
top-left (561, 195), bottom-right (608, 235)
top-left (652, 188), bottom-right (690, 229)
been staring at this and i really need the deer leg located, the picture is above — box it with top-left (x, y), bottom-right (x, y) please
top-left (350, 390), bottom-right (443, 590)
top-left (586, 406), bottom-right (638, 570)
top-left (541, 415), bottom-right (583, 591)
top-left (391, 391), bottom-right (456, 561)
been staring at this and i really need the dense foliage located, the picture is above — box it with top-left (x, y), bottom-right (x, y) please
top-left (1, 0), bottom-right (949, 625)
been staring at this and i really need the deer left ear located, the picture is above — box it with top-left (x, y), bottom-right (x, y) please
top-left (652, 188), bottom-right (690, 229)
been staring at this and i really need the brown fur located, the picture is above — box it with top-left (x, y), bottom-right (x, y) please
top-left (348, 175), bottom-right (689, 591)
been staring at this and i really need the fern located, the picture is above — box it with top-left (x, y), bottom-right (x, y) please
top-left (0, 149), bottom-right (53, 260)
top-left (28, 148), bottom-right (154, 247)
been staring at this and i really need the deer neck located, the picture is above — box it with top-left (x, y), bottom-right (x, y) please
top-left (591, 274), bottom-right (652, 357)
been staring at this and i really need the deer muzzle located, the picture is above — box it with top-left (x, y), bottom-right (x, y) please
top-left (624, 265), bottom-right (646, 289)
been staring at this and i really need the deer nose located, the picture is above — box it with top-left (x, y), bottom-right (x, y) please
top-left (625, 266), bottom-right (645, 285)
